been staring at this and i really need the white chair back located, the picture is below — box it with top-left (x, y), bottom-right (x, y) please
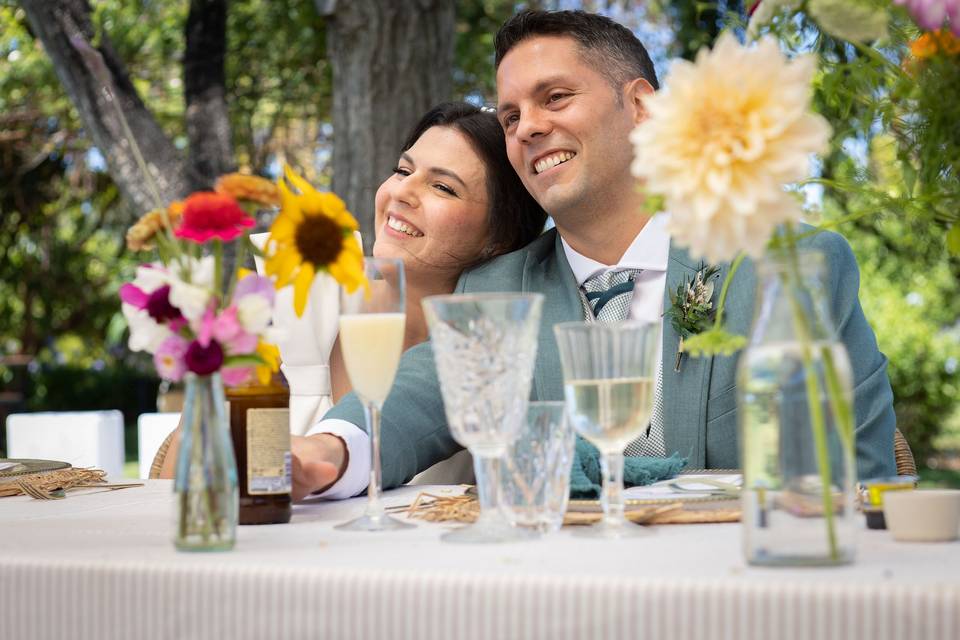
top-left (6, 410), bottom-right (125, 479)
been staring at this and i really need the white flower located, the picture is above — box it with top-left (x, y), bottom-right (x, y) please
top-left (236, 294), bottom-right (273, 334)
top-left (630, 34), bottom-right (831, 263)
top-left (168, 256), bottom-right (215, 323)
top-left (122, 303), bottom-right (171, 353)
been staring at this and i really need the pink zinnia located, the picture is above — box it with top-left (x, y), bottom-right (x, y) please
top-left (174, 192), bottom-right (255, 243)
top-left (154, 335), bottom-right (189, 381)
top-left (221, 366), bottom-right (255, 387)
top-left (895, 0), bottom-right (960, 36)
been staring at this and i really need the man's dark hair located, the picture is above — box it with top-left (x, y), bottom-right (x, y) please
top-left (400, 102), bottom-right (547, 264)
top-left (494, 9), bottom-right (659, 93)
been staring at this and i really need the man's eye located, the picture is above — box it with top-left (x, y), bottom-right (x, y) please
top-left (503, 114), bottom-right (519, 128)
top-left (548, 92), bottom-right (569, 103)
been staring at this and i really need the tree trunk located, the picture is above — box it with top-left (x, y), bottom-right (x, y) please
top-left (320, 0), bottom-right (455, 252)
top-left (19, 0), bottom-right (189, 213)
top-left (184, 0), bottom-right (235, 191)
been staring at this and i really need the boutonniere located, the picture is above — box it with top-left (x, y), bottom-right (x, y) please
top-left (664, 264), bottom-right (721, 371)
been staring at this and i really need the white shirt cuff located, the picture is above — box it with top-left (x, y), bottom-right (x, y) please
top-left (305, 419), bottom-right (370, 499)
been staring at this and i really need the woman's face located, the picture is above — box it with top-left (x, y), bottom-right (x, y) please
top-left (373, 126), bottom-right (490, 282)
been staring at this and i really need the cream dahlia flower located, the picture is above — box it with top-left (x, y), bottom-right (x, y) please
top-left (630, 34), bottom-right (831, 263)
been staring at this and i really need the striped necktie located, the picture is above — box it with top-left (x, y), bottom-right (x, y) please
top-left (579, 269), bottom-right (666, 458)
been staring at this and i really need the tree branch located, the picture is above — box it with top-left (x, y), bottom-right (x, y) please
top-left (19, 0), bottom-right (189, 216)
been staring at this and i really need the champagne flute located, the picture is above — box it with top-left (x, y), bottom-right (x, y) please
top-left (335, 257), bottom-right (413, 531)
top-left (554, 321), bottom-right (660, 538)
top-left (423, 293), bottom-right (542, 543)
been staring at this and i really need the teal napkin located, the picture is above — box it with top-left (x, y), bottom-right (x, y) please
top-left (569, 436), bottom-right (686, 499)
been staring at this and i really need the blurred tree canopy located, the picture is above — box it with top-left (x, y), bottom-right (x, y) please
top-left (1, 0), bottom-right (957, 464)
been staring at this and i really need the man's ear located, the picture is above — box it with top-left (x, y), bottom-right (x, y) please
top-left (624, 77), bottom-right (655, 125)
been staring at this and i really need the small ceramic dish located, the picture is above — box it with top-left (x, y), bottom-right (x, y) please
top-left (883, 489), bottom-right (960, 542)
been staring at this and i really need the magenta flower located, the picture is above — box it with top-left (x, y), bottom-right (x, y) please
top-left (154, 335), bottom-right (189, 381)
top-left (895, 0), bottom-right (960, 35)
top-left (184, 339), bottom-right (225, 376)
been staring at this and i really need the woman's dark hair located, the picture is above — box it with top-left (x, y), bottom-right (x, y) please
top-left (494, 10), bottom-right (659, 93)
top-left (399, 101), bottom-right (547, 265)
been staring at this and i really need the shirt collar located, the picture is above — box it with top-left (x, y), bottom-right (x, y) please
top-left (560, 213), bottom-right (671, 286)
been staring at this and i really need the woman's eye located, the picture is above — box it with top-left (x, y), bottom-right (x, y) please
top-left (434, 183), bottom-right (457, 196)
top-left (392, 166), bottom-right (411, 177)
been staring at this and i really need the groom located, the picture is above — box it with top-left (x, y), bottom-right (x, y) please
top-left (291, 9), bottom-right (897, 499)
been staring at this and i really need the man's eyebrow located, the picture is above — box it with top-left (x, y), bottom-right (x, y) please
top-left (400, 152), bottom-right (467, 189)
top-left (497, 75), bottom-right (575, 116)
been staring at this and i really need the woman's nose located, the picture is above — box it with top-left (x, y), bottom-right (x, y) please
top-left (393, 175), bottom-right (421, 208)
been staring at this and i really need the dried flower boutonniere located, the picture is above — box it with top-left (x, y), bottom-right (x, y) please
top-left (664, 264), bottom-right (721, 371)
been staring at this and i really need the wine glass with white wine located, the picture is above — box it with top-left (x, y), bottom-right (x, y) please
top-left (554, 321), bottom-right (660, 538)
top-left (335, 256), bottom-right (413, 531)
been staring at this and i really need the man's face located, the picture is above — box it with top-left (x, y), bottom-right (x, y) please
top-left (496, 35), bottom-right (642, 220)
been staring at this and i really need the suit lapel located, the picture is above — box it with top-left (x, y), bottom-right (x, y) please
top-left (523, 230), bottom-right (584, 401)
top-left (661, 243), bottom-right (715, 467)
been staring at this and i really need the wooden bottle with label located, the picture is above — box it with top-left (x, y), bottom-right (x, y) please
top-left (226, 377), bottom-right (292, 524)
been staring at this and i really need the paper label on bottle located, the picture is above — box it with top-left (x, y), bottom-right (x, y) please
top-left (246, 408), bottom-right (292, 495)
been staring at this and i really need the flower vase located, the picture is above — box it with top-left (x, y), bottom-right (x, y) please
top-left (174, 372), bottom-right (238, 551)
top-left (738, 249), bottom-right (857, 566)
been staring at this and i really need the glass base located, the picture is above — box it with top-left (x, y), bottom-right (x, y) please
top-left (572, 517), bottom-right (653, 539)
top-left (174, 537), bottom-right (235, 552)
top-left (747, 548), bottom-right (855, 567)
top-left (334, 512), bottom-right (415, 532)
top-left (441, 518), bottom-right (539, 544)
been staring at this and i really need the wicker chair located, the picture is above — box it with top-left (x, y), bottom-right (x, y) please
top-left (149, 429), bottom-right (177, 479)
top-left (894, 428), bottom-right (917, 477)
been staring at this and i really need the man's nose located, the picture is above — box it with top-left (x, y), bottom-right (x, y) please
top-left (515, 108), bottom-right (550, 143)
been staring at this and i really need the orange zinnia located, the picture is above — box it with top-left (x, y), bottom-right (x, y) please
top-left (215, 173), bottom-right (281, 207)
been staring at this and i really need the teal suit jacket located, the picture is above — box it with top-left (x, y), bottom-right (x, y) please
top-left (326, 228), bottom-right (897, 488)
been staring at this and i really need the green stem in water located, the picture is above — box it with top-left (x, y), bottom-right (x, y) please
top-left (213, 239), bottom-right (223, 304)
top-left (713, 252), bottom-right (747, 329)
top-left (782, 224), bottom-right (839, 561)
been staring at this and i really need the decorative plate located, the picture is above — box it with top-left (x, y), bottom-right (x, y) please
top-left (567, 470), bottom-right (742, 513)
top-left (0, 458), bottom-right (72, 482)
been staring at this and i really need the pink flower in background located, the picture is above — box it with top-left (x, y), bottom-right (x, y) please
top-left (221, 366), bottom-right (255, 387)
top-left (154, 335), bottom-right (189, 381)
top-left (895, 0), bottom-right (960, 35)
top-left (196, 305), bottom-right (259, 356)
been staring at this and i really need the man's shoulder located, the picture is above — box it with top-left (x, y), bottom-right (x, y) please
top-left (457, 229), bottom-right (558, 292)
top-left (796, 226), bottom-right (857, 271)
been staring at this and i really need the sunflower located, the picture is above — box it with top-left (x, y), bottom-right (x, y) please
top-left (265, 165), bottom-right (365, 316)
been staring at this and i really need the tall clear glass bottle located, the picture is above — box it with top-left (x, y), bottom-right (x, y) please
top-left (738, 249), bottom-right (857, 566)
top-left (174, 372), bottom-right (238, 551)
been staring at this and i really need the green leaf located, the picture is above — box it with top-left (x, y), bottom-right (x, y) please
top-left (947, 225), bottom-right (960, 256)
top-left (683, 328), bottom-right (747, 358)
top-left (223, 354), bottom-right (266, 368)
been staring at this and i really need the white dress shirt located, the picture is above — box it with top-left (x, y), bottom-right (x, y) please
top-left (308, 214), bottom-right (672, 498)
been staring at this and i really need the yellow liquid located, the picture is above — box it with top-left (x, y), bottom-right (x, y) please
top-left (564, 376), bottom-right (654, 451)
top-left (339, 313), bottom-right (405, 405)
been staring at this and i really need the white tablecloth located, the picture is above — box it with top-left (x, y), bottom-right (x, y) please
top-left (1, 481), bottom-right (957, 640)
